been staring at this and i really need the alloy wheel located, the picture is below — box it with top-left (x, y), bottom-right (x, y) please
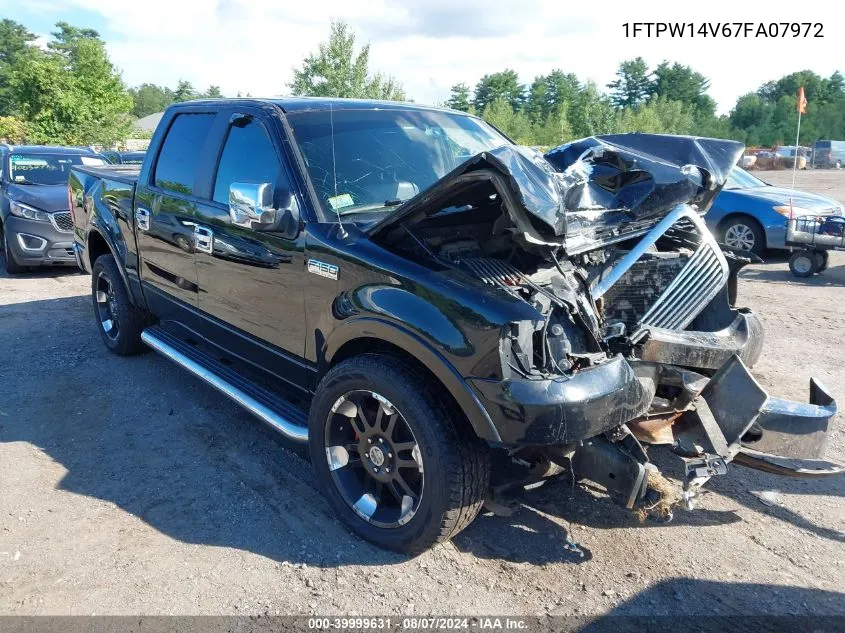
top-left (95, 271), bottom-right (121, 340)
top-left (724, 223), bottom-right (756, 251)
top-left (324, 390), bottom-right (424, 528)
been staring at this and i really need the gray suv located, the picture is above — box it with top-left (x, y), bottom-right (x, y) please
top-left (1, 145), bottom-right (105, 273)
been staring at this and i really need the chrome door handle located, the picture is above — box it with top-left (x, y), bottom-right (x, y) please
top-left (194, 225), bottom-right (213, 254)
top-left (136, 207), bottom-right (151, 232)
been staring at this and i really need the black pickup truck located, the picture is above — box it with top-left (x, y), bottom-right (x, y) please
top-left (70, 98), bottom-right (842, 554)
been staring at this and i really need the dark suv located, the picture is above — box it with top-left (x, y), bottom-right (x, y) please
top-left (1, 145), bottom-right (105, 273)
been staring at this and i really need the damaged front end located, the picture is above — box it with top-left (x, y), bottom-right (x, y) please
top-left (369, 133), bottom-right (842, 519)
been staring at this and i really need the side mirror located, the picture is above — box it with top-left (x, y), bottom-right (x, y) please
top-left (229, 182), bottom-right (276, 229)
top-left (228, 182), bottom-right (300, 237)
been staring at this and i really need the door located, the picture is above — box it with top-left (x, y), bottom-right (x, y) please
top-left (192, 109), bottom-right (307, 390)
top-left (135, 111), bottom-right (216, 311)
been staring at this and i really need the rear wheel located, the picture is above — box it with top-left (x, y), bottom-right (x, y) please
top-left (815, 250), bottom-right (830, 273)
top-left (2, 225), bottom-right (27, 274)
top-left (721, 217), bottom-right (765, 256)
top-left (309, 354), bottom-right (489, 554)
top-left (91, 254), bottom-right (145, 355)
top-left (789, 250), bottom-right (818, 278)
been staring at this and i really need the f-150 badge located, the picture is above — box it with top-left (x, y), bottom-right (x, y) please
top-left (307, 259), bottom-right (339, 280)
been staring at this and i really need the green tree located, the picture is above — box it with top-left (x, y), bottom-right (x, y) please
top-left (570, 82), bottom-right (617, 137)
top-left (482, 97), bottom-right (533, 144)
top-left (129, 83), bottom-right (173, 117)
top-left (651, 61), bottom-right (716, 118)
top-left (0, 19), bottom-right (38, 116)
top-left (534, 106), bottom-right (572, 147)
top-left (616, 97), bottom-right (694, 135)
top-left (525, 76), bottom-right (548, 124)
top-left (0, 115), bottom-right (27, 142)
top-left (289, 20), bottom-right (405, 100)
top-left (473, 70), bottom-right (524, 112)
top-left (544, 70), bottom-right (580, 118)
top-left (172, 80), bottom-right (197, 102)
top-left (8, 22), bottom-right (132, 145)
top-left (204, 85), bottom-right (223, 98)
top-left (445, 82), bottom-right (471, 111)
top-left (607, 57), bottom-right (652, 108)
top-left (48, 21), bottom-right (102, 53)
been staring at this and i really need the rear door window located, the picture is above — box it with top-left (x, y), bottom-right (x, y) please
top-left (154, 113), bottom-right (215, 195)
top-left (212, 117), bottom-right (282, 204)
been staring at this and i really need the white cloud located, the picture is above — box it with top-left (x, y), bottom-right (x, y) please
top-left (43, 0), bottom-right (844, 113)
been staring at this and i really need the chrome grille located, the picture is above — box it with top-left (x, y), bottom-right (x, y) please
top-left (639, 240), bottom-right (727, 330)
top-left (593, 205), bottom-right (729, 333)
top-left (50, 211), bottom-right (74, 233)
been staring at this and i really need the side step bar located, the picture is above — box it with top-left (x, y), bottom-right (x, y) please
top-left (141, 327), bottom-right (309, 443)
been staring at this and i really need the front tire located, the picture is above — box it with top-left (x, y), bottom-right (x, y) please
top-left (2, 225), bottom-right (27, 274)
top-left (789, 250), bottom-right (817, 278)
top-left (91, 254), bottom-right (145, 355)
top-left (721, 217), bottom-right (766, 256)
top-left (309, 354), bottom-right (489, 555)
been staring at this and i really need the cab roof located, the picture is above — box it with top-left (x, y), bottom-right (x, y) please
top-left (170, 96), bottom-right (459, 115)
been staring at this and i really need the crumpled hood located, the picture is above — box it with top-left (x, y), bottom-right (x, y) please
top-left (370, 133), bottom-right (744, 252)
top-left (5, 183), bottom-right (70, 213)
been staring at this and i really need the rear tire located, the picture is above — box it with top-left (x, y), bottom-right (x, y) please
top-left (91, 254), bottom-right (145, 355)
top-left (2, 225), bottom-right (27, 274)
top-left (789, 251), bottom-right (817, 278)
top-left (815, 250), bottom-right (829, 273)
top-left (308, 354), bottom-right (489, 555)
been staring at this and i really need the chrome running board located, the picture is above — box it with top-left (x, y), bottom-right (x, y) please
top-left (141, 327), bottom-right (309, 443)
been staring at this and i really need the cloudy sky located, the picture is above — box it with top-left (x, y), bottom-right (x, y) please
top-left (2, 0), bottom-right (839, 113)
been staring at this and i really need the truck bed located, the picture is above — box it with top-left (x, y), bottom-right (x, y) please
top-left (73, 164), bottom-right (140, 185)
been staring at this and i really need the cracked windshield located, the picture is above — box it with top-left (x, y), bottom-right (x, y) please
top-left (286, 108), bottom-right (507, 216)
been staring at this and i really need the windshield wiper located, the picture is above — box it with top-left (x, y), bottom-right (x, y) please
top-left (338, 198), bottom-right (408, 216)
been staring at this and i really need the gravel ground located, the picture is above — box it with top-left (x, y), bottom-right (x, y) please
top-left (0, 171), bottom-right (843, 618)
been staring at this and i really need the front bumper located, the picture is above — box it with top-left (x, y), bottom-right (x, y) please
top-left (638, 309), bottom-right (764, 371)
top-left (696, 355), bottom-right (842, 477)
top-left (467, 355), bottom-right (656, 444)
top-left (4, 215), bottom-right (76, 266)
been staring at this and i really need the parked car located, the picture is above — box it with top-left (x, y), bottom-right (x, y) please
top-left (69, 103), bottom-right (842, 553)
top-left (705, 166), bottom-right (843, 255)
top-left (812, 140), bottom-right (845, 168)
top-left (0, 144), bottom-right (105, 273)
top-left (101, 150), bottom-right (146, 165)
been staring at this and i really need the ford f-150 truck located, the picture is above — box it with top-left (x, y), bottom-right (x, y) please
top-left (70, 98), bottom-right (843, 554)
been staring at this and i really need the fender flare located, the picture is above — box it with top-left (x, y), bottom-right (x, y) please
top-left (87, 224), bottom-right (138, 306)
top-left (324, 316), bottom-right (501, 442)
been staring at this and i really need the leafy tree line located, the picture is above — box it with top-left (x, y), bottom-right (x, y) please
top-left (1, 17), bottom-right (843, 150)
top-left (446, 57), bottom-right (845, 149)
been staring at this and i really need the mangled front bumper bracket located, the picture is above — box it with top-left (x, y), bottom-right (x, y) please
top-left (679, 355), bottom-right (843, 489)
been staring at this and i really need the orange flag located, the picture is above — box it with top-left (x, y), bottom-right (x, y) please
top-left (798, 86), bottom-right (807, 114)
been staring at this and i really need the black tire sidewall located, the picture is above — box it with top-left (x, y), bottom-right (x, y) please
top-left (815, 250), bottom-right (830, 272)
top-left (91, 254), bottom-right (143, 355)
top-left (308, 355), bottom-right (467, 553)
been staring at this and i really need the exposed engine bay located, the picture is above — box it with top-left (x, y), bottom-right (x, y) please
top-left (371, 134), bottom-right (842, 519)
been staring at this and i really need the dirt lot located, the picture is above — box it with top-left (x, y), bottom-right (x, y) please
top-left (1, 170), bottom-right (844, 618)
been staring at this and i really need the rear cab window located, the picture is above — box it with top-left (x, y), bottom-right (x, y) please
top-left (154, 113), bottom-right (216, 195)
